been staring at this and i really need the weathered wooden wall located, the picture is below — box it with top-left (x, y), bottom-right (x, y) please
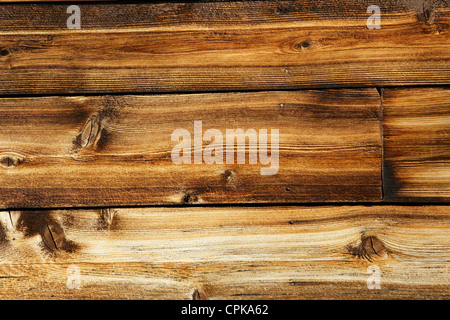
top-left (0, 0), bottom-right (448, 300)
top-left (0, 206), bottom-right (448, 299)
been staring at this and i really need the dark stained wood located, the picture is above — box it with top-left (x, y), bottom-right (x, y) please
top-left (0, 1), bottom-right (448, 94)
top-left (383, 87), bottom-right (450, 201)
top-left (0, 89), bottom-right (381, 208)
top-left (0, 205), bottom-right (448, 299)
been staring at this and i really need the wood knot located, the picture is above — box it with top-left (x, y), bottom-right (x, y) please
top-left (0, 211), bottom-right (18, 233)
top-left (42, 220), bottom-right (78, 254)
top-left (347, 235), bottom-right (387, 262)
top-left (42, 221), bottom-right (65, 252)
top-left (274, 5), bottom-right (292, 15)
top-left (192, 289), bottom-right (208, 300)
top-left (79, 115), bottom-right (102, 148)
top-left (0, 154), bottom-right (24, 168)
top-left (182, 192), bottom-right (198, 204)
top-left (222, 169), bottom-right (236, 183)
top-left (15, 211), bottom-right (78, 255)
top-left (73, 100), bottom-right (121, 152)
top-left (295, 41), bottom-right (311, 50)
top-left (417, 6), bottom-right (434, 24)
top-left (0, 48), bottom-right (10, 57)
top-left (102, 208), bottom-right (115, 225)
top-left (98, 208), bottom-right (116, 230)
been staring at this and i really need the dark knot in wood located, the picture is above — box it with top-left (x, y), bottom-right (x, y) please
top-left (42, 221), bottom-right (65, 252)
top-left (0, 154), bottom-right (24, 169)
top-left (182, 192), bottom-right (198, 204)
top-left (0, 48), bottom-right (10, 57)
top-left (347, 235), bottom-right (387, 262)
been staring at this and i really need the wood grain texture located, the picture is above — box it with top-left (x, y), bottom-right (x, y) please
top-left (0, 0), bottom-right (448, 303)
top-left (0, 89), bottom-right (381, 208)
top-left (0, 205), bottom-right (448, 300)
top-left (383, 87), bottom-right (450, 201)
top-left (0, 1), bottom-right (448, 94)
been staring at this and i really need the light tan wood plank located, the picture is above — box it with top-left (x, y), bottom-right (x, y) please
top-left (0, 89), bottom-right (381, 208)
top-left (383, 87), bottom-right (450, 201)
top-left (0, 1), bottom-right (448, 94)
top-left (0, 206), bottom-right (448, 299)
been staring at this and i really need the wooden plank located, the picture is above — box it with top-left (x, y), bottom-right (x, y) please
top-left (0, 1), bottom-right (448, 94)
top-left (0, 205), bottom-right (448, 299)
top-left (0, 89), bottom-right (381, 208)
top-left (383, 87), bottom-right (450, 201)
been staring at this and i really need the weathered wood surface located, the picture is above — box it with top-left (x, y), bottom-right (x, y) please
top-left (0, 205), bottom-right (448, 300)
top-left (0, 1), bottom-right (448, 94)
top-left (0, 0), bottom-right (448, 302)
top-left (383, 87), bottom-right (450, 201)
top-left (0, 89), bottom-right (381, 208)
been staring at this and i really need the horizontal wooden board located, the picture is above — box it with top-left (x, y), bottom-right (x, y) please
top-left (0, 89), bottom-right (381, 208)
top-left (0, 205), bottom-right (448, 299)
top-left (0, 1), bottom-right (448, 94)
top-left (383, 87), bottom-right (450, 201)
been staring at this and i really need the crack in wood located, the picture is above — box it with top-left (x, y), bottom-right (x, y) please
top-left (8, 211), bottom-right (14, 230)
top-left (46, 224), bottom-right (58, 251)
